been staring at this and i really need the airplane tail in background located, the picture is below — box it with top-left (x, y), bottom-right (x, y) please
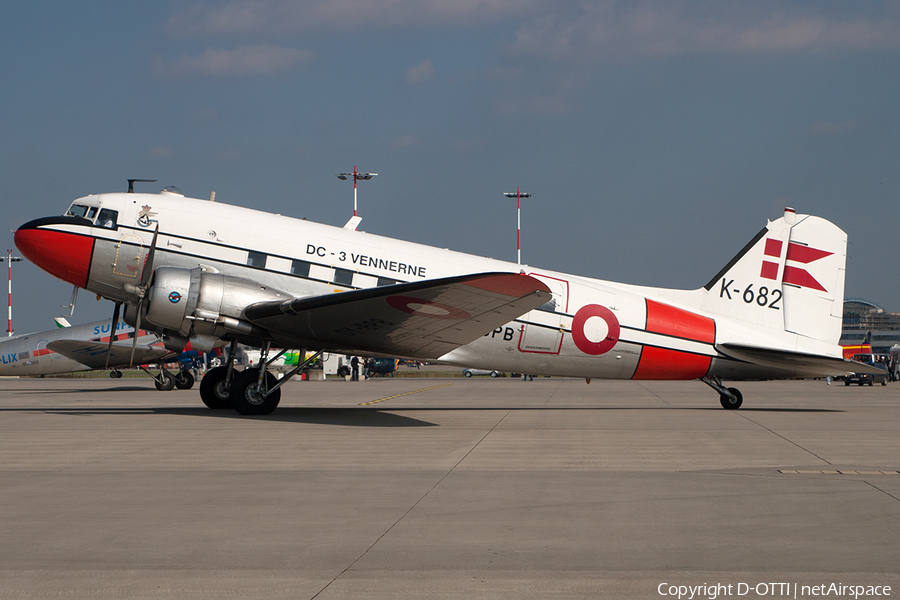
top-left (701, 208), bottom-right (846, 346)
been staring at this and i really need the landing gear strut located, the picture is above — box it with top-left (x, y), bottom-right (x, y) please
top-left (228, 343), bottom-right (323, 416)
top-left (701, 376), bottom-right (743, 410)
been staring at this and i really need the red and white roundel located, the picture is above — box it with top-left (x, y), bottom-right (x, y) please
top-left (571, 304), bottom-right (620, 355)
top-left (386, 296), bottom-right (471, 320)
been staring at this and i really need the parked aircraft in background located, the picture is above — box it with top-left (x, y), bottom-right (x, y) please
top-left (0, 317), bottom-right (192, 390)
top-left (14, 183), bottom-right (879, 414)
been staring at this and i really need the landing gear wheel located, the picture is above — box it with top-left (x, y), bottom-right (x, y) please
top-left (174, 370), bottom-right (195, 390)
top-left (109, 370), bottom-right (123, 379)
top-left (199, 366), bottom-right (233, 409)
top-left (154, 371), bottom-right (176, 391)
top-left (719, 387), bottom-right (743, 410)
top-left (230, 368), bottom-right (281, 415)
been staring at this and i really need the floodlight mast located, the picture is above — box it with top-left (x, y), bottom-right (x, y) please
top-left (335, 166), bottom-right (377, 217)
top-left (2, 250), bottom-right (24, 336)
top-left (502, 188), bottom-right (533, 267)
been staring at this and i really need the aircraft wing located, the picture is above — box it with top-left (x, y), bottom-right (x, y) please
top-left (47, 340), bottom-right (172, 369)
top-left (716, 343), bottom-right (885, 377)
top-left (244, 272), bottom-right (552, 359)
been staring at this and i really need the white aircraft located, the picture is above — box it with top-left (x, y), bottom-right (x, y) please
top-left (14, 183), bottom-right (877, 414)
top-left (0, 317), bottom-right (192, 389)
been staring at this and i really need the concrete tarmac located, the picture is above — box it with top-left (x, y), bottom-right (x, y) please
top-left (0, 376), bottom-right (898, 598)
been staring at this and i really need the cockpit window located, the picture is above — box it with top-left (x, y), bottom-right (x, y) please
top-left (66, 204), bottom-right (90, 218)
top-left (97, 208), bottom-right (119, 229)
top-left (86, 206), bottom-right (98, 220)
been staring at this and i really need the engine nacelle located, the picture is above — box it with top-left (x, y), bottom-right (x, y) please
top-left (145, 267), bottom-right (289, 347)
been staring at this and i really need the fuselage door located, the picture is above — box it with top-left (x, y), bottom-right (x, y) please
top-left (518, 273), bottom-right (569, 355)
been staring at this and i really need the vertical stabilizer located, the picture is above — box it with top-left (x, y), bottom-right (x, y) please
top-left (701, 208), bottom-right (846, 345)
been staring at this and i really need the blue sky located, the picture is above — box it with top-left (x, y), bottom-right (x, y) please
top-left (2, 1), bottom-right (899, 335)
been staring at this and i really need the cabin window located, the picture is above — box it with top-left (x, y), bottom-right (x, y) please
top-left (333, 268), bottom-right (354, 286)
top-left (247, 251), bottom-right (267, 268)
top-left (377, 277), bottom-right (399, 287)
top-left (290, 259), bottom-right (310, 277)
top-left (97, 208), bottom-right (118, 229)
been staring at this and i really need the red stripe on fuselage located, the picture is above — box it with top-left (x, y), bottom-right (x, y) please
top-left (14, 228), bottom-right (94, 288)
top-left (632, 347), bottom-right (712, 380)
top-left (645, 299), bottom-right (715, 344)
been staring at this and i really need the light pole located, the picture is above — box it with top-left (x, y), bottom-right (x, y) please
top-left (1, 251), bottom-right (23, 336)
top-left (502, 188), bottom-right (532, 267)
top-left (336, 166), bottom-right (377, 217)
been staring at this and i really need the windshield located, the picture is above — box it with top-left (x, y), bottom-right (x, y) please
top-left (65, 204), bottom-right (90, 218)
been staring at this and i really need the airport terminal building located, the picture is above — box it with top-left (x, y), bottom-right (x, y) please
top-left (839, 298), bottom-right (900, 354)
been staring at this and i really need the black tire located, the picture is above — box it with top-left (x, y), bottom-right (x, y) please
top-left (490, 371), bottom-right (499, 378)
top-left (845, 380), bottom-right (850, 386)
top-left (174, 370), bottom-right (195, 390)
top-left (464, 371), bottom-right (473, 377)
top-left (337, 366), bottom-right (350, 378)
top-left (881, 379), bottom-right (887, 386)
top-left (199, 366), bottom-right (233, 409)
top-left (719, 387), bottom-right (743, 410)
top-left (230, 368), bottom-right (281, 415)
top-left (154, 371), bottom-right (176, 391)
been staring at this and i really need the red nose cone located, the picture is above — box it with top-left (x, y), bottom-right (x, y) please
top-left (15, 225), bottom-right (94, 288)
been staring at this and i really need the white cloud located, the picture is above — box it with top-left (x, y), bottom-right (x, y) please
top-left (404, 60), bottom-right (434, 84)
top-left (808, 119), bottom-right (861, 135)
top-left (145, 147), bottom-right (175, 160)
top-left (153, 44), bottom-right (314, 78)
top-left (505, 2), bottom-right (900, 62)
top-left (166, 0), bottom-right (547, 36)
top-left (391, 134), bottom-right (420, 148)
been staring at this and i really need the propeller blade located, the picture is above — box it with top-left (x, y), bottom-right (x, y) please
top-left (129, 301), bottom-right (142, 367)
top-left (104, 302), bottom-right (121, 369)
top-left (139, 225), bottom-right (159, 288)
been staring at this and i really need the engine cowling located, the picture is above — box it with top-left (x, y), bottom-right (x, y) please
top-left (144, 266), bottom-right (290, 349)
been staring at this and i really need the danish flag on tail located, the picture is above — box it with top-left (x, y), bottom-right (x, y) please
top-left (701, 207), bottom-right (847, 347)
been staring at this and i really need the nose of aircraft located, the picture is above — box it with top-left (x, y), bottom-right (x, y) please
top-left (15, 217), bottom-right (95, 288)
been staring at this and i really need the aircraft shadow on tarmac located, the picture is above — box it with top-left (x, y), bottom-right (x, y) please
top-left (0, 403), bottom-right (844, 428)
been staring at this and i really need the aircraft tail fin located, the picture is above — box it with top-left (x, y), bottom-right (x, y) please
top-left (701, 208), bottom-right (846, 346)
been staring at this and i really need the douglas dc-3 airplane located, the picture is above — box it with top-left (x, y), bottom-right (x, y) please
top-left (14, 183), bottom-right (877, 414)
top-left (0, 317), bottom-right (195, 390)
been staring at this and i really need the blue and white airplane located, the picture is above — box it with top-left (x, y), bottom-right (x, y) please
top-left (14, 183), bottom-right (879, 414)
top-left (0, 317), bottom-right (191, 390)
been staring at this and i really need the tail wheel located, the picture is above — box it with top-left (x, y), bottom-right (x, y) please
top-left (199, 366), bottom-right (233, 409)
top-left (230, 368), bottom-right (281, 415)
top-left (719, 387), bottom-right (743, 410)
top-left (154, 371), bottom-right (176, 391)
top-left (174, 370), bottom-right (195, 390)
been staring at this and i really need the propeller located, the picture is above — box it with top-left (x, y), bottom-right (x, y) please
top-left (130, 225), bottom-right (159, 366)
top-left (103, 301), bottom-right (122, 369)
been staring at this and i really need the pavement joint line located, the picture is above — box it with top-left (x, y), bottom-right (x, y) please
top-left (734, 411), bottom-right (832, 466)
top-left (358, 383), bottom-right (453, 406)
top-left (312, 403), bottom-right (513, 600)
top-left (779, 469), bottom-right (900, 475)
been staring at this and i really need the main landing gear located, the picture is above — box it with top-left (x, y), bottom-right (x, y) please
top-left (198, 341), bottom-right (323, 416)
top-left (701, 376), bottom-right (743, 410)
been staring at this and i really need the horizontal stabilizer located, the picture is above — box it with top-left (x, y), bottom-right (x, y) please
top-left (48, 340), bottom-right (171, 369)
top-left (717, 343), bottom-right (884, 378)
top-left (244, 272), bottom-right (552, 359)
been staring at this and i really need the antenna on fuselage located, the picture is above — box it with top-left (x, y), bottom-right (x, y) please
top-left (127, 179), bottom-right (157, 193)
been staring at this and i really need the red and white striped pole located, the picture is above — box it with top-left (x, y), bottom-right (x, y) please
top-left (336, 167), bottom-right (378, 220)
top-left (4, 251), bottom-right (23, 336)
top-left (503, 189), bottom-right (533, 267)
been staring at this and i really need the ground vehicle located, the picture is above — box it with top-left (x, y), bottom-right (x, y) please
top-left (845, 354), bottom-right (890, 386)
top-left (463, 368), bottom-right (500, 378)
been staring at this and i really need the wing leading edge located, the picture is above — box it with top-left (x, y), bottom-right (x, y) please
top-left (244, 272), bottom-right (552, 359)
top-left (47, 340), bottom-right (173, 369)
